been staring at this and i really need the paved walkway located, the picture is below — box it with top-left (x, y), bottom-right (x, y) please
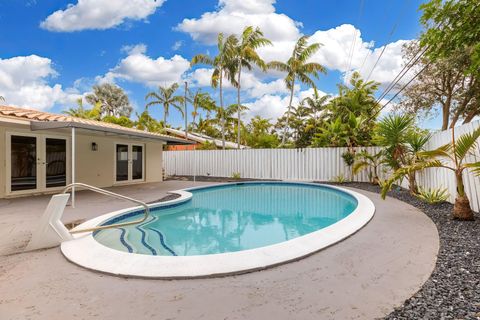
top-left (0, 181), bottom-right (439, 320)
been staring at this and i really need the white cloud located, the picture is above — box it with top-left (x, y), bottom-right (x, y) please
top-left (0, 55), bottom-right (80, 110)
top-left (100, 45), bottom-right (191, 87)
top-left (244, 94), bottom-right (295, 120)
top-left (41, 0), bottom-right (165, 32)
top-left (121, 43), bottom-right (147, 55)
top-left (177, 0), bottom-right (411, 87)
top-left (172, 41), bottom-right (184, 51)
top-left (176, 0), bottom-right (300, 45)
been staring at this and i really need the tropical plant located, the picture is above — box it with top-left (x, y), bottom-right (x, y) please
top-left (197, 140), bottom-right (217, 150)
top-left (190, 89), bottom-right (215, 129)
top-left (330, 174), bottom-right (347, 183)
top-left (191, 33), bottom-right (238, 149)
top-left (85, 83), bottom-right (132, 117)
top-left (301, 88), bottom-right (330, 125)
top-left (102, 115), bottom-right (134, 128)
top-left (231, 26), bottom-right (272, 148)
top-left (341, 151), bottom-right (356, 181)
top-left (145, 83), bottom-right (185, 125)
top-left (63, 98), bottom-right (101, 120)
top-left (416, 187), bottom-right (450, 204)
top-left (353, 149), bottom-right (383, 185)
top-left (374, 114), bottom-right (430, 194)
top-left (381, 126), bottom-right (480, 220)
top-left (231, 172), bottom-right (241, 179)
top-left (135, 109), bottom-right (163, 132)
top-left (244, 116), bottom-right (280, 148)
top-left (268, 35), bottom-right (326, 145)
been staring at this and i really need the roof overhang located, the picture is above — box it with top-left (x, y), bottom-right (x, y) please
top-left (30, 121), bottom-right (193, 145)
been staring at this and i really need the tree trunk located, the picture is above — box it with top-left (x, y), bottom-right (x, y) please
top-left (441, 101), bottom-right (450, 131)
top-left (163, 107), bottom-right (167, 126)
top-left (281, 81), bottom-right (295, 146)
top-left (408, 172), bottom-right (418, 194)
top-left (220, 69), bottom-right (225, 150)
top-left (184, 82), bottom-right (188, 139)
top-left (237, 62), bottom-right (242, 149)
top-left (453, 171), bottom-right (474, 220)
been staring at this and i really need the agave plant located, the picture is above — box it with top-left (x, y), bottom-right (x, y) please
top-left (416, 187), bottom-right (449, 204)
top-left (381, 126), bottom-right (480, 220)
top-left (353, 149), bottom-right (383, 185)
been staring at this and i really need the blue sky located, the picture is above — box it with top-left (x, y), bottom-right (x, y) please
top-left (0, 0), bottom-right (437, 128)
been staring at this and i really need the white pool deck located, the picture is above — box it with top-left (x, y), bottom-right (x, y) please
top-left (0, 180), bottom-right (439, 320)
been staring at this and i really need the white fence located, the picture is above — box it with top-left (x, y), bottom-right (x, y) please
top-left (164, 120), bottom-right (480, 211)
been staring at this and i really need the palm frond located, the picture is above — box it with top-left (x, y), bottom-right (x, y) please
top-left (454, 126), bottom-right (480, 162)
top-left (463, 161), bottom-right (480, 176)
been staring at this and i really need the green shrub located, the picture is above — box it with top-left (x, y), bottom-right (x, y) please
top-left (231, 172), bottom-right (241, 179)
top-left (330, 174), bottom-right (346, 183)
top-left (416, 187), bottom-right (449, 204)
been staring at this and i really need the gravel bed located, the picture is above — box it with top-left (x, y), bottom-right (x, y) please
top-left (167, 176), bottom-right (480, 319)
top-left (328, 182), bottom-right (480, 320)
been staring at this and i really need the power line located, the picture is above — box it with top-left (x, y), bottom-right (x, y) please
top-left (346, 0), bottom-right (365, 73)
top-left (364, 0), bottom-right (411, 81)
top-left (370, 60), bottom-right (432, 121)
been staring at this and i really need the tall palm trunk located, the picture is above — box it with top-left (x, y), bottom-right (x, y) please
top-left (220, 69), bottom-right (226, 150)
top-left (163, 107), bottom-right (168, 125)
top-left (237, 60), bottom-right (242, 149)
top-left (282, 80), bottom-right (295, 146)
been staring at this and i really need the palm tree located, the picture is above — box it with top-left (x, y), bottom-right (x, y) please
top-left (191, 33), bottom-right (237, 149)
top-left (374, 114), bottom-right (429, 194)
top-left (301, 88), bottom-right (330, 124)
top-left (145, 83), bottom-right (185, 125)
top-left (190, 89), bottom-right (215, 130)
top-left (63, 98), bottom-right (101, 120)
top-left (381, 126), bottom-right (480, 220)
top-left (232, 26), bottom-right (272, 148)
top-left (268, 35), bottom-right (326, 146)
top-left (353, 149), bottom-right (383, 185)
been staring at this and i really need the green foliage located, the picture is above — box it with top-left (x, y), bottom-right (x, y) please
top-left (268, 35), bottom-right (327, 145)
top-left (341, 151), bottom-right (355, 166)
top-left (330, 174), bottom-right (347, 183)
top-left (135, 110), bottom-right (163, 133)
top-left (145, 83), bottom-right (185, 125)
top-left (231, 172), bottom-right (241, 179)
top-left (102, 115), bottom-right (134, 128)
top-left (416, 187), bottom-right (449, 204)
top-left (63, 98), bottom-right (101, 120)
top-left (353, 149), bottom-right (383, 184)
top-left (420, 0), bottom-right (480, 76)
top-left (197, 141), bottom-right (217, 150)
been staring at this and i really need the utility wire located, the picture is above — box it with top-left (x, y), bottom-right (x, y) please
top-left (346, 0), bottom-right (365, 73)
top-left (364, 0), bottom-right (411, 81)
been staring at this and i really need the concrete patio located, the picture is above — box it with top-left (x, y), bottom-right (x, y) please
top-left (0, 181), bottom-right (439, 320)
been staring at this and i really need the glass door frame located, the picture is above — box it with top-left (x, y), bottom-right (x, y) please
top-left (5, 131), bottom-right (71, 196)
top-left (113, 142), bottom-right (145, 184)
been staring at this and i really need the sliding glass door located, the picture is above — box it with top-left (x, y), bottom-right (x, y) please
top-left (115, 143), bottom-right (144, 183)
top-left (7, 133), bottom-right (69, 194)
top-left (45, 138), bottom-right (67, 188)
top-left (10, 135), bottom-right (38, 191)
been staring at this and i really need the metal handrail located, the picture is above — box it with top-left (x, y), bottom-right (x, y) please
top-left (62, 183), bottom-right (150, 234)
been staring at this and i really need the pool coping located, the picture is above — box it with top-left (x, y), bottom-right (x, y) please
top-left (61, 181), bottom-right (375, 279)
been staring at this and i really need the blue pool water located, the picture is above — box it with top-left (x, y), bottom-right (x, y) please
top-left (94, 183), bottom-right (358, 256)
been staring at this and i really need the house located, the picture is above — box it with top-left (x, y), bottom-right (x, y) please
top-left (0, 105), bottom-right (191, 199)
top-left (164, 127), bottom-right (250, 150)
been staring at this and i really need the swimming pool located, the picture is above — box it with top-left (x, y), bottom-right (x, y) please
top-left (61, 182), bottom-right (375, 278)
top-left (94, 183), bottom-right (358, 256)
